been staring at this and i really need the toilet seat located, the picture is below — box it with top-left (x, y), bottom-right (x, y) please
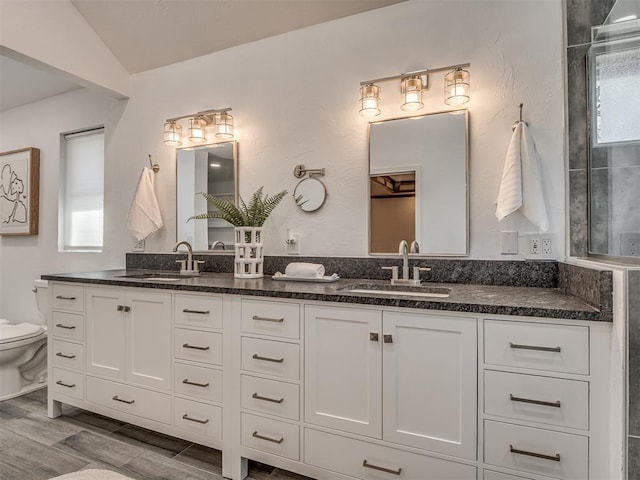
top-left (0, 323), bottom-right (45, 344)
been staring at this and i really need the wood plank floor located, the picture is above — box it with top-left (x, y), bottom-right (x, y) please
top-left (0, 388), bottom-right (313, 480)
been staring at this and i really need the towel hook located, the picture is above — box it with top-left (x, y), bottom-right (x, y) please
top-left (148, 154), bottom-right (160, 173)
top-left (512, 103), bottom-right (527, 131)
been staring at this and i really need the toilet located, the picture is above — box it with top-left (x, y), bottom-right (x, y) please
top-left (0, 279), bottom-right (48, 401)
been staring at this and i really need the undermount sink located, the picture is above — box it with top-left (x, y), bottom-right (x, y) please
top-left (117, 273), bottom-right (197, 281)
top-left (342, 283), bottom-right (451, 298)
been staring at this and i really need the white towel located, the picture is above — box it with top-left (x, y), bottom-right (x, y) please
top-left (127, 167), bottom-right (164, 241)
top-left (285, 262), bottom-right (325, 278)
top-left (495, 122), bottom-right (549, 232)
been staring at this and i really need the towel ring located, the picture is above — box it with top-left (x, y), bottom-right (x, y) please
top-left (512, 103), bottom-right (528, 131)
top-left (148, 154), bottom-right (160, 173)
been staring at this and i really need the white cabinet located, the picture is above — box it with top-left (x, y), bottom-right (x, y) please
top-left (86, 287), bottom-right (171, 391)
top-left (305, 305), bottom-right (477, 460)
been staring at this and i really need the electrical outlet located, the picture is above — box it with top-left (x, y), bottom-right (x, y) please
top-left (621, 233), bottom-right (640, 256)
top-left (132, 238), bottom-right (145, 252)
top-left (542, 238), bottom-right (552, 255)
top-left (286, 233), bottom-right (300, 255)
top-left (530, 238), bottom-right (540, 254)
top-left (500, 231), bottom-right (518, 255)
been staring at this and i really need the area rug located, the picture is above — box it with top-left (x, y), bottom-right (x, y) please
top-left (50, 469), bottom-right (133, 480)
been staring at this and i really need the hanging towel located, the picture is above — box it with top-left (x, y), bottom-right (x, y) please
top-left (127, 167), bottom-right (164, 241)
top-left (495, 122), bottom-right (549, 232)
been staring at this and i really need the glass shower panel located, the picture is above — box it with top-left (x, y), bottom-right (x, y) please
top-left (588, 35), bottom-right (640, 258)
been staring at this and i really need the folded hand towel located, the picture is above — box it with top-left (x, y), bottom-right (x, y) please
top-left (285, 262), bottom-right (325, 278)
top-left (127, 167), bottom-right (164, 241)
top-left (496, 122), bottom-right (549, 232)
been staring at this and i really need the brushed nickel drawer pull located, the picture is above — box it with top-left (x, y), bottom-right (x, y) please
top-left (252, 315), bottom-right (284, 323)
top-left (183, 309), bottom-right (210, 315)
top-left (252, 430), bottom-right (284, 444)
top-left (112, 395), bottom-right (135, 405)
top-left (362, 459), bottom-right (402, 475)
top-left (183, 343), bottom-right (210, 351)
top-left (510, 444), bottom-right (560, 462)
top-left (370, 332), bottom-right (379, 342)
top-left (116, 305), bottom-right (131, 313)
top-left (510, 342), bottom-right (561, 353)
top-left (383, 334), bottom-right (393, 344)
top-left (510, 393), bottom-right (561, 408)
top-left (182, 379), bottom-right (210, 388)
top-left (252, 392), bottom-right (284, 404)
top-left (56, 295), bottom-right (76, 301)
top-left (56, 352), bottom-right (76, 359)
top-left (182, 414), bottom-right (210, 424)
top-left (56, 380), bottom-right (76, 388)
top-left (252, 353), bottom-right (284, 363)
top-left (56, 323), bottom-right (76, 330)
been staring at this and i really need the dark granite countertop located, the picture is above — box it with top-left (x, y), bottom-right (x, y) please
top-left (41, 269), bottom-right (611, 322)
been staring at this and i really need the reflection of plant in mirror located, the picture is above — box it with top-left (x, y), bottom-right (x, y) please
top-left (294, 194), bottom-right (308, 208)
top-left (189, 186), bottom-right (287, 227)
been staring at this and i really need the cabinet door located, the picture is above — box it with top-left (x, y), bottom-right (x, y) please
top-left (126, 291), bottom-right (171, 390)
top-left (383, 312), bottom-right (477, 460)
top-left (305, 305), bottom-right (382, 438)
top-left (86, 288), bottom-right (126, 380)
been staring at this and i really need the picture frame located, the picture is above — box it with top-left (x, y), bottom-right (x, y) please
top-left (0, 147), bottom-right (40, 236)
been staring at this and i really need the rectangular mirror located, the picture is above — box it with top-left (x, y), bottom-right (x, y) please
top-left (176, 141), bottom-right (237, 251)
top-left (369, 111), bottom-right (468, 255)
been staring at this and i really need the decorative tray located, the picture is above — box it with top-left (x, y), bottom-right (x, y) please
top-left (271, 273), bottom-right (340, 283)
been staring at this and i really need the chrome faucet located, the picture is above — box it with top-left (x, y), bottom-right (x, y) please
top-left (382, 239), bottom-right (430, 286)
top-left (173, 240), bottom-right (201, 275)
top-left (210, 240), bottom-right (226, 250)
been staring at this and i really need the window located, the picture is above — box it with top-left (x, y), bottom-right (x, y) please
top-left (59, 128), bottom-right (104, 252)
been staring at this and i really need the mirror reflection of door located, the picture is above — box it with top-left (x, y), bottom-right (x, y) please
top-left (370, 172), bottom-right (416, 252)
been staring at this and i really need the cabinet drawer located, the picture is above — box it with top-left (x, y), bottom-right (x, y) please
top-left (174, 362), bottom-right (222, 403)
top-left (484, 471), bottom-right (533, 480)
top-left (484, 321), bottom-right (589, 375)
top-left (484, 370), bottom-right (589, 430)
top-left (241, 375), bottom-right (300, 420)
top-left (52, 368), bottom-right (84, 400)
top-left (52, 340), bottom-right (84, 370)
top-left (52, 284), bottom-right (84, 312)
top-left (86, 376), bottom-right (171, 424)
top-left (241, 299), bottom-right (300, 339)
top-left (484, 420), bottom-right (588, 479)
top-left (175, 295), bottom-right (223, 330)
top-left (52, 311), bottom-right (84, 342)
top-left (241, 337), bottom-right (300, 380)
top-left (305, 428), bottom-right (476, 479)
top-left (174, 397), bottom-right (222, 442)
top-left (241, 412), bottom-right (299, 461)
top-left (174, 329), bottom-right (222, 366)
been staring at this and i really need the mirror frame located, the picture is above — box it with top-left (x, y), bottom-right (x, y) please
top-left (175, 140), bottom-right (238, 253)
top-left (367, 110), bottom-right (469, 257)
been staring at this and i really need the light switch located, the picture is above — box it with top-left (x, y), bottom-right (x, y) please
top-left (500, 231), bottom-right (518, 255)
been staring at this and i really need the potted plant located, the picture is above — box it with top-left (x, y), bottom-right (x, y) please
top-left (190, 186), bottom-right (287, 278)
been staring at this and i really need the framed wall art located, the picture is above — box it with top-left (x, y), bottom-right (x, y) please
top-left (0, 147), bottom-right (40, 235)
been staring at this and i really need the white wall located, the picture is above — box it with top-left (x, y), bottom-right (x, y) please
top-left (0, 0), bottom-right (566, 320)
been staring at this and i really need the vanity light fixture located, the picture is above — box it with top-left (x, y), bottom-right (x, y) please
top-left (359, 63), bottom-right (470, 117)
top-left (163, 108), bottom-right (233, 146)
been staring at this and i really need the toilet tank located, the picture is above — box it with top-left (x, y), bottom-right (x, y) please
top-left (33, 279), bottom-right (49, 326)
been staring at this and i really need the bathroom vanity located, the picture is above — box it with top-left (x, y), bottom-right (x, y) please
top-left (43, 267), bottom-right (614, 480)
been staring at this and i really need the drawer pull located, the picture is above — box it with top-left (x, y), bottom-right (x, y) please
top-left (56, 352), bottom-right (76, 359)
top-left (370, 332), bottom-right (379, 342)
top-left (116, 305), bottom-right (131, 313)
top-left (252, 315), bottom-right (284, 323)
top-left (510, 393), bottom-right (561, 408)
top-left (182, 379), bottom-right (210, 388)
top-left (252, 392), bottom-right (284, 404)
top-left (56, 295), bottom-right (76, 301)
top-left (56, 380), bottom-right (76, 388)
top-left (252, 430), bottom-right (284, 444)
top-left (510, 444), bottom-right (560, 462)
top-left (362, 459), bottom-right (402, 475)
top-left (509, 342), bottom-right (561, 353)
top-left (183, 309), bottom-right (210, 315)
top-left (383, 334), bottom-right (393, 344)
top-left (182, 414), bottom-right (210, 424)
top-left (183, 343), bottom-right (210, 351)
top-left (112, 395), bottom-right (135, 405)
top-left (252, 353), bottom-right (284, 363)
top-left (55, 323), bottom-right (76, 330)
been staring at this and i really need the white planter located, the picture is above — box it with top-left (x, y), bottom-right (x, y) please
top-left (234, 227), bottom-right (264, 279)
